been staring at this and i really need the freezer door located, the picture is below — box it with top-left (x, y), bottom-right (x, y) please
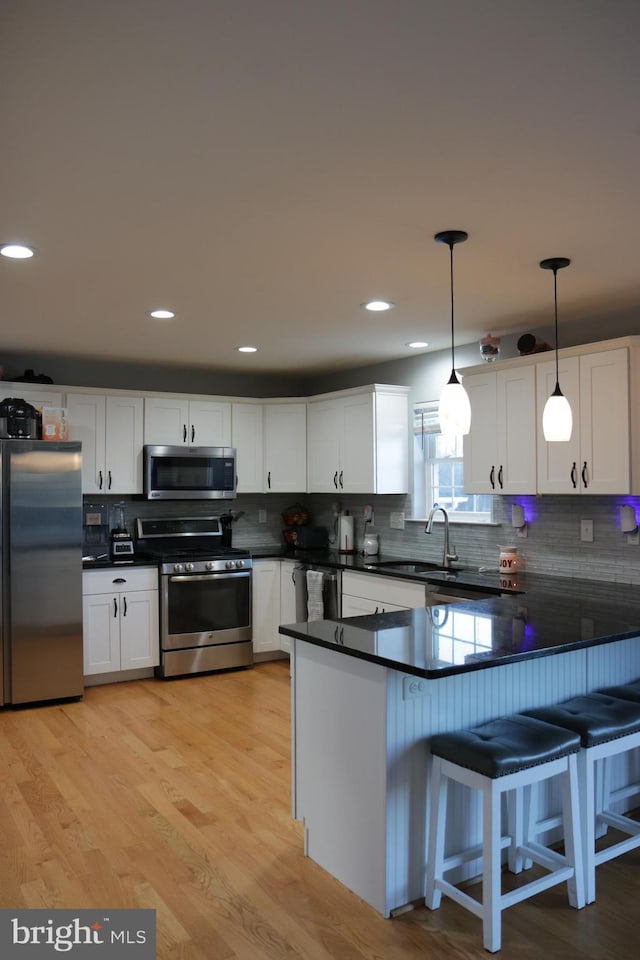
top-left (4, 442), bottom-right (84, 704)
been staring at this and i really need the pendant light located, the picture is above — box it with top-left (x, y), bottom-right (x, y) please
top-left (540, 257), bottom-right (572, 442)
top-left (435, 230), bottom-right (471, 437)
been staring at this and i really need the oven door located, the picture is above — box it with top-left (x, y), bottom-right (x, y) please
top-left (161, 570), bottom-right (251, 650)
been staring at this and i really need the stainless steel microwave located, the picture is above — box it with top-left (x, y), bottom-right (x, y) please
top-left (143, 445), bottom-right (237, 500)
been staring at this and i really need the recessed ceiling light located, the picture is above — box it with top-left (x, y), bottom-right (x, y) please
top-left (148, 308), bottom-right (175, 319)
top-left (1, 243), bottom-right (35, 259)
top-left (362, 300), bottom-right (394, 312)
top-left (407, 341), bottom-right (429, 349)
top-left (236, 345), bottom-right (258, 353)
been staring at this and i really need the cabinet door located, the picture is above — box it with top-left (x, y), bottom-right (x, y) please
top-left (189, 400), bottom-right (232, 446)
top-left (9, 387), bottom-right (63, 412)
top-left (83, 593), bottom-right (121, 674)
top-left (105, 396), bottom-right (144, 493)
top-left (579, 348), bottom-right (630, 494)
top-left (307, 399), bottom-right (341, 493)
top-left (340, 392), bottom-right (375, 493)
top-left (536, 357), bottom-right (581, 494)
top-left (252, 560), bottom-right (281, 654)
top-left (264, 403), bottom-right (307, 493)
top-left (495, 365), bottom-right (537, 494)
top-left (463, 372), bottom-right (499, 494)
top-left (232, 402), bottom-right (264, 493)
top-left (119, 589), bottom-right (160, 670)
top-left (67, 394), bottom-right (107, 494)
top-left (144, 396), bottom-right (190, 445)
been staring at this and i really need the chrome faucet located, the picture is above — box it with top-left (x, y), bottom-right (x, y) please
top-left (425, 503), bottom-right (458, 569)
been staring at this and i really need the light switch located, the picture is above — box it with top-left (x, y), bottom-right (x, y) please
top-left (580, 519), bottom-right (594, 542)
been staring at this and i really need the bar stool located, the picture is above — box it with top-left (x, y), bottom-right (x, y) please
top-left (425, 714), bottom-right (584, 953)
top-left (523, 692), bottom-right (640, 904)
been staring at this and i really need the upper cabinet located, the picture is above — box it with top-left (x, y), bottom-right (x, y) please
top-left (144, 396), bottom-right (231, 447)
top-left (463, 365), bottom-right (537, 495)
top-left (231, 402), bottom-right (264, 493)
top-left (536, 348), bottom-right (630, 494)
top-left (307, 385), bottom-right (409, 494)
top-left (264, 402), bottom-right (307, 493)
top-left (67, 393), bottom-right (144, 494)
top-left (462, 337), bottom-right (640, 496)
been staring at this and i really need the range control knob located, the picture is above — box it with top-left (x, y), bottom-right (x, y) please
top-left (174, 563), bottom-right (185, 573)
top-left (205, 561), bottom-right (215, 571)
top-left (186, 562), bottom-right (195, 572)
top-left (226, 559), bottom-right (235, 569)
top-left (236, 559), bottom-right (245, 569)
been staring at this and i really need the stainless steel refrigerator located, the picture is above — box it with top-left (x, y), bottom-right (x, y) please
top-left (0, 440), bottom-right (83, 705)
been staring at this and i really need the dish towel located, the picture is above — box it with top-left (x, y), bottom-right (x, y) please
top-left (306, 569), bottom-right (325, 621)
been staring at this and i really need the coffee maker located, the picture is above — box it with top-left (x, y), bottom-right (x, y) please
top-left (110, 502), bottom-right (134, 561)
top-left (83, 503), bottom-right (110, 560)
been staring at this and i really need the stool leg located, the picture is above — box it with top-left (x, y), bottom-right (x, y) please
top-left (425, 756), bottom-right (447, 910)
top-left (482, 778), bottom-right (502, 953)
top-left (507, 787), bottom-right (524, 873)
top-left (561, 753), bottom-right (585, 909)
top-left (578, 748), bottom-right (597, 904)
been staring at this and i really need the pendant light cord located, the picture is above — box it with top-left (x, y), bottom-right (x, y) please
top-left (553, 266), bottom-right (560, 389)
top-left (449, 241), bottom-right (456, 372)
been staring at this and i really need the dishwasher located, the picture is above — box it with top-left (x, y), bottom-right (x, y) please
top-left (292, 564), bottom-right (341, 621)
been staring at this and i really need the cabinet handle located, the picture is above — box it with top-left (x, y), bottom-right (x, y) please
top-left (339, 470), bottom-right (343, 489)
top-left (183, 424), bottom-right (187, 443)
top-left (489, 465), bottom-right (495, 489)
top-left (582, 461), bottom-right (589, 488)
top-left (98, 470), bottom-right (103, 490)
top-left (498, 465), bottom-right (504, 489)
top-left (123, 596), bottom-right (127, 616)
top-left (570, 462), bottom-right (578, 488)
top-left (267, 471), bottom-right (271, 489)
top-left (113, 598), bottom-right (118, 618)
top-left (112, 578), bottom-right (126, 584)
top-left (333, 471), bottom-right (338, 489)
top-left (191, 425), bottom-right (195, 443)
top-left (108, 470), bottom-right (112, 490)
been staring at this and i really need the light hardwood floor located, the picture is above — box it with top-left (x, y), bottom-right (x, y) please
top-left (1, 660), bottom-right (639, 959)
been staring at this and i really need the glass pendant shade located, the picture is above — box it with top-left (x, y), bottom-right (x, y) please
top-left (439, 371), bottom-right (471, 437)
top-left (542, 383), bottom-right (573, 442)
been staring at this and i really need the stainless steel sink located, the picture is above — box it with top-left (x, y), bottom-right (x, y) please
top-left (364, 560), bottom-right (451, 574)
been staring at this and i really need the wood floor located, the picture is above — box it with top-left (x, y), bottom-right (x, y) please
top-left (1, 660), bottom-right (639, 959)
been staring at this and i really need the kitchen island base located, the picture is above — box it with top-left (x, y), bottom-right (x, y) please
top-left (290, 634), bottom-right (640, 918)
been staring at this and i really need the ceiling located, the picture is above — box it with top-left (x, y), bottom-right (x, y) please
top-left (2, 0), bottom-right (640, 376)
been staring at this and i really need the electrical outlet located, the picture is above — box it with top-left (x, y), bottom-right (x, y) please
top-left (258, 509), bottom-right (267, 523)
top-left (390, 511), bottom-right (405, 530)
top-left (580, 519), bottom-right (593, 542)
top-left (628, 531), bottom-right (640, 545)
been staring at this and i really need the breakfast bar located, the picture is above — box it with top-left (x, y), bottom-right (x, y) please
top-left (280, 576), bottom-right (640, 918)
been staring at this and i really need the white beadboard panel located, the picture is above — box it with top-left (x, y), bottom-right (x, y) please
top-left (586, 636), bottom-right (640, 689)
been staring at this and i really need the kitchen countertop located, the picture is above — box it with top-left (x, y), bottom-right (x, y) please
top-left (279, 573), bottom-right (640, 679)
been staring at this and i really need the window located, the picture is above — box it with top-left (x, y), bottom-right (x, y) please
top-left (412, 400), bottom-right (493, 522)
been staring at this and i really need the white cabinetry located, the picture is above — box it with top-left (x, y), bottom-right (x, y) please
top-left (144, 396), bottom-right (231, 447)
top-left (252, 560), bottom-right (283, 655)
top-left (264, 402), bottom-right (307, 492)
top-left (536, 348), bottom-right (630, 494)
top-left (463, 365), bottom-right (537, 495)
top-left (82, 567), bottom-right (159, 677)
top-left (232, 402), bottom-right (264, 493)
top-left (67, 393), bottom-right (144, 494)
top-left (341, 571), bottom-right (426, 617)
top-left (0, 383), bottom-right (63, 412)
top-left (279, 559), bottom-right (298, 654)
top-left (307, 385), bottom-right (409, 494)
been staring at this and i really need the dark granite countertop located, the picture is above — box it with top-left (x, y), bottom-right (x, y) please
top-left (82, 556), bottom-right (160, 570)
top-left (279, 575), bottom-right (640, 678)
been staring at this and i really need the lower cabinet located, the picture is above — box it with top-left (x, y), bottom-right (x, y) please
top-left (82, 567), bottom-right (159, 676)
top-left (341, 571), bottom-right (426, 616)
top-left (279, 559), bottom-right (298, 654)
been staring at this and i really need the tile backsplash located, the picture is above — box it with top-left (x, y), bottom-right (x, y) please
top-left (98, 492), bottom-right (640, 585)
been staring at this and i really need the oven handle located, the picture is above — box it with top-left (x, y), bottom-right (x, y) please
top-left (168, 572), bottom-right (251, 583)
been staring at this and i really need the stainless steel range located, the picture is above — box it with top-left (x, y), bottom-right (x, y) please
top-left (136, 516), bottom-right (253, 678)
